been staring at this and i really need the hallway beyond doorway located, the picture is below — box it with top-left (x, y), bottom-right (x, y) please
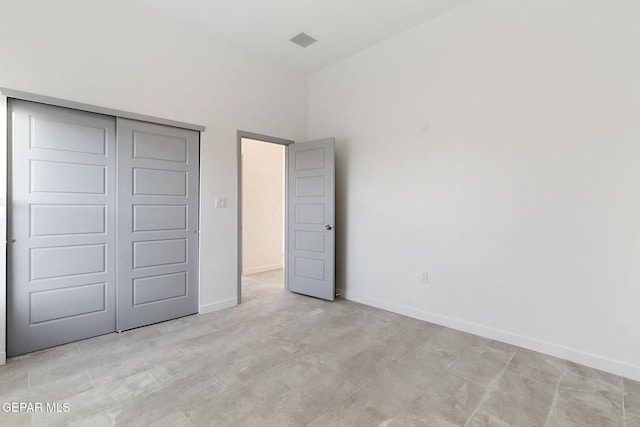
top-left (241, 269), bottom-right (284, 303)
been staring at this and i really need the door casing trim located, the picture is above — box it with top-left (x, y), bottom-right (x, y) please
top-left (236, 131), bottom-right (293, 304)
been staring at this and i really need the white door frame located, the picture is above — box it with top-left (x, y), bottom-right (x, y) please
top-left (236, 131), bottom-right (293, 304)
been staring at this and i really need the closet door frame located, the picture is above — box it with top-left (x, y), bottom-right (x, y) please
top-left (0, 88), bottom-right (205, 363)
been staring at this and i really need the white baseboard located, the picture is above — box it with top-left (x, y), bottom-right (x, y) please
top-left (0, 351), bottom-right (5, 365)
top-left (199, 298), bottom-right (237, 314)
top-left (341, 289), bottom-right (640, 382)
top-left (243, 264), bottom-right (283, 275)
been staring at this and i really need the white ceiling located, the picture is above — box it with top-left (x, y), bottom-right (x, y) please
top-left (132, 0), bottom-right (471, 73)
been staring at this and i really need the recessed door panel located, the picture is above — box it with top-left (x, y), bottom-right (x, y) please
top-left (133, 131), bottom-right (187, 163)
top-left (295, 204), bottom-right (325, 224)
top-left (295, 148), bottom-right (325, 170)
top-left (31, 161), bottom-right (105, 194)
top-left (133, 272), bottom-right (187, 305)
top-left (30, 283), bottom-right (106, 324)
top-left (31, 244), bottom-right (105, 280)
top-left (294, 257), bottom-right (325, 281)
top-left (133, 239), bottom-right (187, 269)
top-left (7, 99), bottom-right (117, 357)
top-left (295, 231), bottom-right (325, 252)
top-left (31, 116), bottom-right (107, 155)
top-left (31, 205), bottom-right (105, 236)
top-left (133, 205), bottom-right (187, 232)
top-left (295, 176), bottom-right (325, 197)
top-left (134, 168), bottom-right (187, 196)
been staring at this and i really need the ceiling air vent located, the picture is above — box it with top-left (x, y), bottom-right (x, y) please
top-left (290, 32), bottom-right (317, 48)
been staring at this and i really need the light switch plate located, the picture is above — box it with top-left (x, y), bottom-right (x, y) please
top-left (215, 197), bottom-right (227, 208)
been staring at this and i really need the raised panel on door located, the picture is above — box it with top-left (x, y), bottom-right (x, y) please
top-left (287, 138), bottom-right (336, 301)
top-left (7, 100), bottom-right (117, 357)
top-left (117, 119), bottom-right (199, 331)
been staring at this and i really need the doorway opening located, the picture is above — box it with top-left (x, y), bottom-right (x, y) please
top-left (237, 131), bottom-right (293, 304)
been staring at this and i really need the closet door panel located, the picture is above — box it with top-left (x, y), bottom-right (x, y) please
top-left (7, 100), bottom-right (117, 357)
top-left (116, 119), bottom-right (199, 331)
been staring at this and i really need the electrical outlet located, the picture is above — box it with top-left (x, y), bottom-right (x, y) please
top-left (421, 272), bottom-right (428, 284)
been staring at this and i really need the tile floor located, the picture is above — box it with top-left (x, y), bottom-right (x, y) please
top-left (0, 269), bottom-right (638, 426)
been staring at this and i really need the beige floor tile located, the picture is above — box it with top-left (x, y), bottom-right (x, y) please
top-left (260, 372), bottom-right (356, 426)
top-left (624, 377), bottom-right (640, 416)
top-left (426, 328), bottom-right (491, 356)
top-left (109, 373), bottom-right (225, 426)
top-left (23, 351), bottom-right (89, 388)
top-left (390, 411), bottom-right (460, 426)
top-left (233, 411), bottom-right (273, 427)
top-left (268, 351), bottom-right (332, 388)
top-left (485, 340), bottom-right (519, 354)
top-left (68, 411), bottom-right (113, 426)
top-left (176, 324), bottom-right (244, 357)
top-left (88, 345), bottom-right (185, 387)
top-left (21, 412), bottom-right (70, 427)
top-left (228, 330), bottom-right (285, 356)
top-left (183, 371), bottom-right (290, 426)
top-left (147, 411), bottom-right (192, 427)
top-left (210, 344), bottom-right (292, 387)
top-left (549, 361), bottom-right (624, 427)
top-left (552, 386), bottom-right (623, 426)
top-left (25, 336), bottom-right (181, 389)
top-left (0, 370), bottom-right (29, 401)
top-left (544, 413), bottom-right (589, 427)
top-left (448, 343), bottom-right (513, 386)
top-left (335, 371), bottom-right (419, 426)
top-left (560, 361), bottom-right (623, 393)
top-left (387, 344), bottom-right (458, 390)
top-left (627, 412), bottom-right (640, 427)
top-left (0, 412), bottom-right (33, 427)
top-left (478, 371), bottom-right (555, 425)
top-left (506, 348), bottom-right (564, 385)
top-left (301, 325), bottom-right (388, 366)
top-left (148, 351), bottom-right (228, 387)
top-left (65, 371), bottom-right (159, 423)
top-left (329, 324), bottom-right (441, 388)
top-left (392, 371), bottom-right (486, 426)
top-left (308, 412), bottom-right (354, 427)
top-left (23, 371), bottom-right (94, 403)
top-left (7, 342), bottom-right (81, 374)
top-left (466, 411), bottom-right (515, 427)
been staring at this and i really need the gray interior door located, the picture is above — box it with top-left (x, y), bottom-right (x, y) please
top-left (116, 119), bottom-right (200, 331)
top-left (7, 100), bottom-right (117, 357)
top-left (287, 138), bottom-right (336, 301)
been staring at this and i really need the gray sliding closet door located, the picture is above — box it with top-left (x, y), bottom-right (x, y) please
top-left (7, 100), bottom-right (117, 357)
top-left (116, 119), bottom-right (200, 331)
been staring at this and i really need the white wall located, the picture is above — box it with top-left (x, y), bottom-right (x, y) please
top-left (0, 0), bottom-right (307, 360)
top-left (309, 0), bottom-right (640, 380)
top-left (242, 139), bottom-right (285, 274)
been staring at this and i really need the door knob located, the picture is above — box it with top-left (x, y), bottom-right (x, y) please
top-left (325, 225), bottom-right (333, 231)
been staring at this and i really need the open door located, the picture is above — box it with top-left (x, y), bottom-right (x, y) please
top-left (287, 138), bottom-right (335, 301)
